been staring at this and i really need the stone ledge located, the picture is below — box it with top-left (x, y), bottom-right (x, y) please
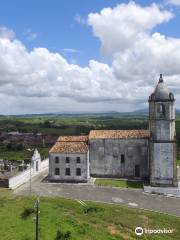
top-left (144, 182), bottom-right (180, 198)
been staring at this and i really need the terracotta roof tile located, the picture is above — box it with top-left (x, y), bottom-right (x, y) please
top-left (89, 130), bottom-right (149, 139)
top-left (57, 135), bottom-right (88, 142)
top-left (49, 141), bottom-right (88, 154)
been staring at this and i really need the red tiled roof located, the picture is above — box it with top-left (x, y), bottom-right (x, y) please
top-left (89, 130), bottom-right (149, 139)
top-left (50, 135), bottom-right (88, 154)
top-left (57, 135), bottom-right (88, 142)
top-left (49, 141), bottom-right (88, 154)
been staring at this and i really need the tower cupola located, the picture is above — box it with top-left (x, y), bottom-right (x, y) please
top-left (149, 74), bottom-right (174, 101)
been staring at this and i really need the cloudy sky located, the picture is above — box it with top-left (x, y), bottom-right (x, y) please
top-left (0, 0), bottom-right (180, 114)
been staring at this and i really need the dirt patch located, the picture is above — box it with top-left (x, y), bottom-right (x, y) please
top-left (108, 225), bottom-right (120, 235)
top-left (140, 215), bottom-right (151, 225)
top-left (108, 225), bottom-right (134, 240)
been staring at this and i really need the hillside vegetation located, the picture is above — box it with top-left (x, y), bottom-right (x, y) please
top-left (0, 114), bottom-right (180, 162)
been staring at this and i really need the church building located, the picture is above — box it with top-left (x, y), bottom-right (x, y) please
top-left (49, 75), bottom-right (177, 187)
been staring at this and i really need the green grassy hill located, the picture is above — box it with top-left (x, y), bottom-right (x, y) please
top-left (0, 189), bottom-right (180, 240)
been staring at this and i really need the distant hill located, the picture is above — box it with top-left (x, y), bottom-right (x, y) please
top-left (2, 108), bottom-right (180, 118)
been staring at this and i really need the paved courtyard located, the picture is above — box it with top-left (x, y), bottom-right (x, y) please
top-left (15, 170), bottom-right (180, 217)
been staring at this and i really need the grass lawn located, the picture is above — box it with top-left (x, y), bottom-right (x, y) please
top-left (177, 159), bottom-right (180, 166)
top-left (95, 178), bottom-right (143, 189)
top-left (0, 189), bottom-right (180, 239)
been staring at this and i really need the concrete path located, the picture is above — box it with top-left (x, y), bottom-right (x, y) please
top-left (15, 170), bottom-right (180, 217)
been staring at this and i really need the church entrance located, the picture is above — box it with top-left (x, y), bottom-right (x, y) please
top-left (135, 165), bottom-right (140, 178)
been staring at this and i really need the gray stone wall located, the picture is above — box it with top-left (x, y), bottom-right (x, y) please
top-left (149, 101), bottom-right (175, 141)
top-left (89, 138), bottom-right (149, 179)
top-left (49, 152), bottom-right (89, 182)
top-left (150, 142), bottom-right (176, 186)
top-left (149, 99), bottom-right (177, 187)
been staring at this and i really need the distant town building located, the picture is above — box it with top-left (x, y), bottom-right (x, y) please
top-left (49, 75), bottom-right (177, 187)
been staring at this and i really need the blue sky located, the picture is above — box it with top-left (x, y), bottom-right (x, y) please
top-left (0, 0), bottom-right (179, 66)
top-left (0, 0), bottom-right (180, 114)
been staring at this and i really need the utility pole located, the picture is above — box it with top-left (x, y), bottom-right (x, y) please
top-left (30, 159), bottom-right (32, 194)
top-left (35, 198), bottom-right (39, 240)
top-left (27, 148), bottom-right (34, 194)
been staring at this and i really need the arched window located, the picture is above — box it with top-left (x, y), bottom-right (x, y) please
top-left (169, 92), bottom-right (174, 100)
top-left (159, 104), bottom-right (165, 118)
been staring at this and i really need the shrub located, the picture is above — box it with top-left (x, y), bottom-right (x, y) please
top-left (20, 207), bottom-right (35, 219)
top-left (83, 206), bottom-right (97, 214)
top-left (55, 230), bottom-right (71, 240)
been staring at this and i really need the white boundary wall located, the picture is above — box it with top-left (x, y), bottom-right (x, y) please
top-left (177, 166), bottom-right (180, 180)
top-left (9, 157), bottom-right (49, 189)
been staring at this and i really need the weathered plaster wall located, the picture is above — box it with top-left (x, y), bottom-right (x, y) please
top-left (150, 142), bottom-right (177, 186)
top-left (49, 152), bottom-right (89, 182)
top-left (149, 101), bottom-right (175, 141)
top-left (89, 138), bottom-right (149, 179)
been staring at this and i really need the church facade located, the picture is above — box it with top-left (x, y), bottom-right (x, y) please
top-left (49, 75), bottom-right (177, 187)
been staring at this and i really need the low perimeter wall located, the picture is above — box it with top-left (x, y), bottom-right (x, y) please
top-left (8, 158), bottom-right (49, 189)
top-left (177, 166), bottom-right (180, 180)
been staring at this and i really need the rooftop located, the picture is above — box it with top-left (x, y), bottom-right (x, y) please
top-left (150, 74), bottom-right (174, 101)
top-left (89, 130), bottom-right (149, 139)
top-left (49, 141), bottom-right (88, 154)
top-left (57, 135), bottom-right (88, 142)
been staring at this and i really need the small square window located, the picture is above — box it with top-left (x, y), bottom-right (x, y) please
top-left (121, 154), bottom-right (125, 164)
top-left (55, 168), bottom-right (60, 175)
top-left (76, 157), bottom-right (81, 163)
top-left (66, 157), bottom-right (70, 163)
top-left (65, 168), bottom-right (71, 176)
top-left (76, 168), bottom-right (81, 176)
top-left (55, 156), bottom-right (59, 163)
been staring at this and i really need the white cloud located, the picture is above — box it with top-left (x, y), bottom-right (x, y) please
top-left (0, 36), bottom-right (123, 107)
top-left (88, 1), bottom-right (173, 55)
top-left (0, 2), bottom-right (180, 114)
top-left (87, 1), bottom-right (180, 106)
top-left (0, 26), bottom-right (15, 39)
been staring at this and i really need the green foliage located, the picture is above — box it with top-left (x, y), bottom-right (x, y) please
top-left (55, 230), bottom-right (71, 240)
top-left (0, 142), bottom-right (49, 161)
top-left (0, 115), bottom-right (149, 136)
top-left (95, 179), bottom-right (143, 188)
top-left (6, 142), bottom-right (24, 151)
top-left (1, 114), bottom-right (180, 160)
top-left (43, 120), bottom-right (52, 128)
top-left (20, 207), bottom-right (35, 219)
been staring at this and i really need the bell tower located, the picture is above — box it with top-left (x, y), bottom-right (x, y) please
top-left (149, 74), bottom-right (177, 187)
